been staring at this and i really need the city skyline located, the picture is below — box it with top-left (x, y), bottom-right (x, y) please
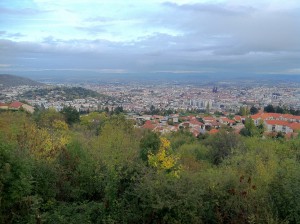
top-left (1, 0), bottom-right (300, 78)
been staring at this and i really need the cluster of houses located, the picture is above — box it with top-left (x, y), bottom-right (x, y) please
top-left (0, 101), bottom-right (35, 113)
top-left (250, 113), bottom-right (300, 136)
top-left (132, 114), bottom-right (236, 136)
top-left (133, 112), bottom-right (300, 138)
top-left (1, 101), bottom-right (299, 138)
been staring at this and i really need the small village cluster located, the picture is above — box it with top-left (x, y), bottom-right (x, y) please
top-left (0, 101), bottom-right (34, 113)
top-left (132, 112), bottom-right (300, 138)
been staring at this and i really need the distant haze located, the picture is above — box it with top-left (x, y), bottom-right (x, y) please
top-left (1, 0), bottom-right (300, 79)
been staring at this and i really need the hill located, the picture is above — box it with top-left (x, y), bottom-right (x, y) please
top-left (0, 74), bottom-right (43, 87)
top-left (21, 86), bottom-right (106, 100)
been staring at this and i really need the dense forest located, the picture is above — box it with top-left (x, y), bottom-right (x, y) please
top-left (0, 109), bottom-right (300, 223)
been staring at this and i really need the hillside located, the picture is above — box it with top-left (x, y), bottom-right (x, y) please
top-left (0, 74), bottom-right (43, 87)
top-left (0, 110), bottom-right (299, 223)
top-left (21, 86), bottom-right (106, 100)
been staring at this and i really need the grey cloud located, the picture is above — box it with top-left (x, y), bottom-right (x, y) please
top-left (0, 7), bottom-right (50, 15)
top-left (1, 19), bottom-right (300, 77)
top-left (154, 2), bottom-right (300, 56)
top-left (163, 2), bottom-right (255, 16)
top-left (6, 32), bottom-right (26, 38)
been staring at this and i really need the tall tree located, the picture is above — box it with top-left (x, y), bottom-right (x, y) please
top-left (250, 106), bottom-right (259, 115)
top-left (60, 106), bottom-right (80, 125)
top-left (264, 104), bottom-right (275, 113)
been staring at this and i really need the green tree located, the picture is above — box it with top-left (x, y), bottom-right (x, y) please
top-left (264, 104), bottom-right (275, 113)
top-left (80, 111), bottom-right (107, 131)
top-left (240, 118), bottom-right (264, 137)
top-left (36, 108), bottom-right (65, 128)
top-left (0, 143), bottom-right (37, 223)
top-left (275, 106), bottom-right (284, 114)
top-left (205, 130), bottom-right (242, 165)
top-left (139, 131), bottom-right (160, 161)
top-left (250, 106), bottom-right (259, 115)
top-left (238, 106), bottom-right (250, 116)
top-left (60, 106), bottom-right (80, 125)
top-left (113, 106), bottom-right (124, 115)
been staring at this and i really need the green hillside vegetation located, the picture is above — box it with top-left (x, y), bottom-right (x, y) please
top-left (0, 109), bottom-right (300, 223)
top-left (21, 86), bottom-right (105, 100)
top-left (0, 74), bottom-right (43, 87)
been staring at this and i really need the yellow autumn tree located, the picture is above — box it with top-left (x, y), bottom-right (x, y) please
top-left (148, 137), bottom-right (181, 177)
top-left (16, 119), bottom-right (70, 160)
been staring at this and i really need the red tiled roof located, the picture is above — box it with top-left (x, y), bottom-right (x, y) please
top-left (0, 102), bottom-right (8, 106)
top-left (209, 129), bottom-right (219, 134)
top-left (189, 120), bottom-right (203, 126)
top-left (282, 114), bottom-right (295, 119)
top-left (251, 112), bottom-right (300, 123)
top-left (251, 113), bottom-right (263, 120)
top-left (9, 101), bottom-right (23, 108)
top-left (294, 116), bottom-right (300, 120)
top-left (265, 113), bottom-right (282, 119)
top-left (289, 123), bottom-right (300, 131)
top-left (143, 120), bottom-right (155, 130)
top-left (189, 116), bottom-right (197, 120)
top-left (234, 115), bottom-right (242, 121)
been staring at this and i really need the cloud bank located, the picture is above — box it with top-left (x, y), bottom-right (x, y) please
top-left (0, 0), bottom-right (300, 77)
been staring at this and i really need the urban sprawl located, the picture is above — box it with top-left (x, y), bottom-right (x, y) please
top-left (1, 82), bottom-right (300, 137)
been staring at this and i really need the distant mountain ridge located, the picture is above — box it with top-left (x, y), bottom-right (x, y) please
top-left (0, 74), bottom-right (44, 87)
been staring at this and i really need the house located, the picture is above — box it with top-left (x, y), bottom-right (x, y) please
top-left (219, 117), bottom-right (235, 126)
top-left (202, 116), bottom-right (220, 129)
top-left (251, 113), bottom-right (264, 125)
top-left (0, 102), bottom-right (8, 110)
top-left (9, 101), bottom-right (23, 110)
top-left (264, 120), bottom-right (297, 134)
top-left (170, 114), bottom-right (179, 123)
top-left (22, 104), bottom-right (35, 113)
top-left (0, 101), bottom-right (35, 113)
top-left (142, 120), bottom-right (156, 130)
top-left (289, 123), bottom-right (300, 132)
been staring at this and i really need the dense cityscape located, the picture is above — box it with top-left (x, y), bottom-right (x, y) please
top-left (2, 81), bottom-right (300, 113)
top-left (1, 76), bottom-right (300, 138)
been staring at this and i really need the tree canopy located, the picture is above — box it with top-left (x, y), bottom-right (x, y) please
top-left (1, 110), bottom-right (300, 223)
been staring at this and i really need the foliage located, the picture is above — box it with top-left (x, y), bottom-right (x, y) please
top-left (0, 143), bottom-right (35, 223)
top-left (264, 104), bottom-right (275, 113)
top-left (238, 106), bottom-right (250, 116)
top-left (139, 130), bottom-right (160, 161)
top-left (204, 130), bottom-right (243, 165)
top-left (21, 86), bottom-right (104, 101)
top-left (60, 106), bottom-right (80, 125)
top-left (80, 111), bottom-right (108, 135)
top-left (240, 118), bottom-right (264, 137)
top-left (250, 106), bottom-right (259, 115)
top-left (148, 137), bottom-right (181, 177)
top-left (0, 110), bottom-right (300, 223)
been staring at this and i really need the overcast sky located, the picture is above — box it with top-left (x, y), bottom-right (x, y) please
top-left (1, 0), bottom-right (300, 78)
